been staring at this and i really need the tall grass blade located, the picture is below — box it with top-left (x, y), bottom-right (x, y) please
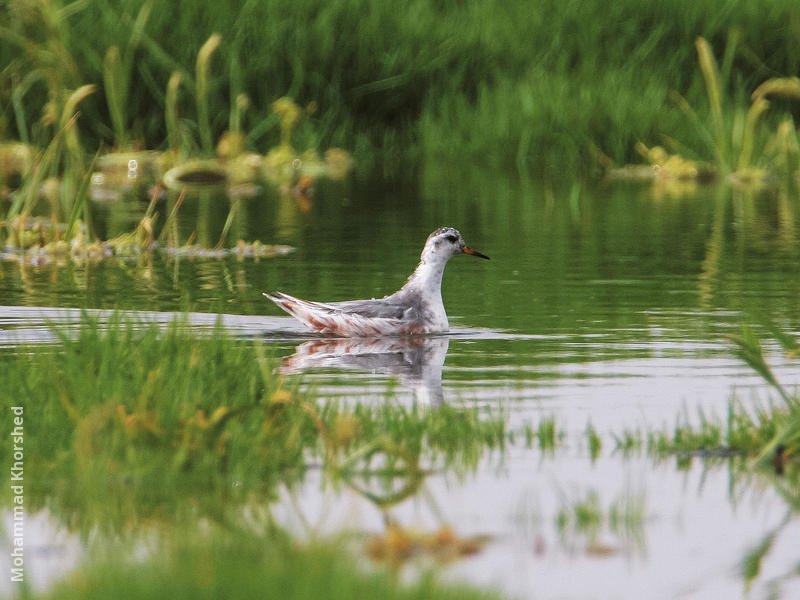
top-left (772, 119), bottom-right (800, 176)
top-left (727, 324), bottom-right (791, 405)
top-left (103, 46), bottom-right (128, 148)
top-left (60, 84), bottom-right (96, 129)
top-left (127, 0), bottom-right (154, 50)
top-left (762, 322), bottom-right (800, 357)
top-left (751, 77), bottom-right (800, 102)
top-left (55, 0), bottom-right (92, 21)
top-left (231, 93), bottom-right (250, 136)
top-left (741, 530), bottom-right (777, 590)
top-left (11, 70), bottom-right (47, 144)
top-left (101, 0), bottom-right (153, 149)
top-left (228, 41), bottom-right (246, 133)
top-left (160, 190), bottom-right (186, 246)
top-left (165, 71), bottom-right (184, 152)
top-left (719, 29), bottom-right (740, 88)
top-left (669, 91), bottom-right (716, 158)
top-left (66, 152), bottom-right (99, 240)
top-left (196, 33), bottom-right (222, 155)
top-left (215, 198), bottom-right (240, 249)
top-left (5, 114), bottom-right (76, 223)
top-left (695, 37), bottom-right (729, 169)
top-left (737, 98), bottom-right (769, 171)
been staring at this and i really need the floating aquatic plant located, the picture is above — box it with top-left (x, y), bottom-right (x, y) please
top-left (1, 22), bottom-right (352, 268)
top-left (610, 36), bottom-right (800, 193)
top-left (555, 490), bottom-right (647, 557)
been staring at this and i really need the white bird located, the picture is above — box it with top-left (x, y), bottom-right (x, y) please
top-left (264, 227), bottom-right (489, 336)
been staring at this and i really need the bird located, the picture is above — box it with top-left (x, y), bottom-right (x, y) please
top-left (263, 227), bottom-right (489, 337)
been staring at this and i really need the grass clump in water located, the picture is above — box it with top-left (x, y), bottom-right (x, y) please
top-left (0, 1), bottom-right (351, 261)
top-left (647, 416), bottom-right (725, 457)
top-left (519, 416), bottom-right (560, 451)
top-left (621, 325), bottom-right (800, 480)
top-left (612, 429), bottom-right (644, 454)
top-left (585, 423), bottom-right (602, 460)
top-left (603, 325), bottom-right (800, 595)
top-left (0, 314), bottom-right (510, 597)
top-left (555, 490), bottom-right (646, 557)
top-left (556, 492), bottom-right (603, 534)
top-left (0, 313), bottom-right (507, 534)
top-left (610, 35), bottom-right (800, 188)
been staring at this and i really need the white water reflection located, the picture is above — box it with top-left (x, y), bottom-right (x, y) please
top-left (0, 510), bottom-right (83, 597)
top-left (2, 304), bottom-right (800, 598)
top-left (0, 305), bottom-right (491, 405)
top-left (0, 304), bottom-right (290, 346)
top-left (274, 451), bottom-right (800, 600)
top-left (280, 336), bottom-right (450, 405)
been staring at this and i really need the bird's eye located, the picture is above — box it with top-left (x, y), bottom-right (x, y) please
top-left (445, 234), bottom-right (457, 243)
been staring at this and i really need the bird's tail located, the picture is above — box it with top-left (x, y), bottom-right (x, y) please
top-left (263, 291), bottom-right (339, 333)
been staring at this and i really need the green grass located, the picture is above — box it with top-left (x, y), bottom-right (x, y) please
top-left (3, 0), bottom-right (800, 178)
top-left (37, 531), bottom-right (504, 600)
top-left (556, 491), bottom-right (603, 535)
top-left (537, 416), bottom-right (559, 450)
top-left (0, 315), bottom-right (797, 597)
top-left (612, 324), bottom-right (799, 483)
top-left (612, 429), bottom-right (644, 453)
top-left (647, 416), bottom-right (725, 456)
top-left (0, 314), bottom-right (507, 533)
top-left (617, 398), bottom-right (794, 470)
top-left (555, 489), bottom-right (646, 552)
top-left (604, 324), bottom-right (800, 594)
top-left (519, 416), bottom-right (560, 450)
top-left (614, 323), bottom-right (800, 592)
top-left (3, 0), bottom-right (800, 262)
top-left (585, 423), bottom-right (602, 460)
top-left (0, 314), bottom-right (510, 598)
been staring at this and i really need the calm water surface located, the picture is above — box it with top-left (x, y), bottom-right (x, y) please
top-left (2, 168), bottom-right (800, 598)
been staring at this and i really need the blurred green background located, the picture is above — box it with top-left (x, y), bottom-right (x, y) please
top-left (3, 0), bottom-right (800, 178)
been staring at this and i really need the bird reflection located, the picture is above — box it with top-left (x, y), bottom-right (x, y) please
top-left (279, 335), bottom-right (450, 405)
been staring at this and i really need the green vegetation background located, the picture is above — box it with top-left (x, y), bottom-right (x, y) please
top-left (3, 0), bottom-right (800, 177)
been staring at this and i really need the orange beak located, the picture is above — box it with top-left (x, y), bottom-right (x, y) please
top-left (462, 245), bottom-right (490, 260)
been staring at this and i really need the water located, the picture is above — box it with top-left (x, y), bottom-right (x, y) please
top-left (2, 168), bottom-right (800, 598)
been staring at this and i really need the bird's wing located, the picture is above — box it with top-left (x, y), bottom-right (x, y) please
top-left (264, 292), bottom-right (425, 336)
top-left (330, 298), bottom-right (419, 320)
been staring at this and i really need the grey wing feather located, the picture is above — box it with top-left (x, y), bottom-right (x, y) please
top-left (330, 299), bottom-right (415, 320)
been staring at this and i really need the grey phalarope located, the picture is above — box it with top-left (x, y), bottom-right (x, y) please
top-left (263, 227), bottom-right (489, 336)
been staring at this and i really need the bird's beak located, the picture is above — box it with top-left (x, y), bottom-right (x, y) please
top-left (462, 245), bottom-right (490, 260)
